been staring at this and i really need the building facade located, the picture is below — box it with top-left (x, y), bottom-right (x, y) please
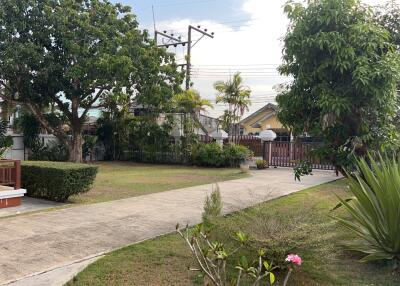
top-left (240, 103), bottom-right (290, 141)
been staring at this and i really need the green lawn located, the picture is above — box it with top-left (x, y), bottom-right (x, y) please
top-left (69, 161), bottom-right (247, 204)
top-left (67, 180), bottom-right (400, 286)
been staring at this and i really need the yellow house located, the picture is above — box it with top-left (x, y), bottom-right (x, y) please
top-left (240, 103), bottom-right (290, 141)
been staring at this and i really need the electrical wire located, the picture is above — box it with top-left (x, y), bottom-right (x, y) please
top-left (191, 76), bottom-right (287, 78)
top-left (192, 67), bottom-right (279, 70)
top-left (191, 71), bottom-right (286, 76)
top-left (153, 0), bottom-right (219, 7)
top-left (193, 63), bottom-right (281, 66)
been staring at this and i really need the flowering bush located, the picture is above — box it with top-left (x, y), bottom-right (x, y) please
top-left (286, 254), bottom-right (302, 265)
top-left (283, 254), bottom-right (302, 286)
top-left (177, 223), bottom-right (303, 286)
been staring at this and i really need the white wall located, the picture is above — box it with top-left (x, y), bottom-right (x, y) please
top-left (4, 135), bottom-right (27, 160)
top-left (4, 134), bottom-right (59, 161)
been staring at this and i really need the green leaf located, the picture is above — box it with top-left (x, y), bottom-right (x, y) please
top-left (269, 272), bottom-right (276, 285)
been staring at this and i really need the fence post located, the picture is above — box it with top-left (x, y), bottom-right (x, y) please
top-left (262, 141), bottom-right (267, 165)
top-left (289, 142), bottom-right (294, 162)
top-left (269, 142), bottom-right (273, 167)
top-left (14, 160), bottom-right (21, 189)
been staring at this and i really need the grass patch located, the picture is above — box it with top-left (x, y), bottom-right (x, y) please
top-left (67, 180), bottom-right (400, 285)
top-left (69, 161), bottom-right (247, 204)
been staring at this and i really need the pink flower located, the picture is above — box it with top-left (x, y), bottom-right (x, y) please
top-left (285, 254), bottom-right (302, 265)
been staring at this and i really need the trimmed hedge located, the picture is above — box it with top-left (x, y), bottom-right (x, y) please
top-left (22, 161), bottom-right (98, 202)
top-left (191, 143), bottom-right (253, 167)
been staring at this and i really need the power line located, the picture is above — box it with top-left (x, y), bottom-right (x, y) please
top-left (153, 0), bottom-right (218, 7)
top-left (193, 63), bottom-right (281, 66)
top-left (192, 76), bottom-right (288, 79)
top-left (156, 16), bottom-right (267, 33)
top-left (191, 71), bottom-right (281, 74)
top-left (193, 67), bottom-right (279, 70)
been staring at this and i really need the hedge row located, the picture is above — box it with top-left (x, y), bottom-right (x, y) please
top-left (191, 143), bottom-right (253, 167)
top-left (22, 161), bottom-right (98, 202)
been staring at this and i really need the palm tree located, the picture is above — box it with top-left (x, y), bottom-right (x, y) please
top-left (173, 89), bottom-right (212, 114)
top-left (214, 72), bottom-right (251, 140)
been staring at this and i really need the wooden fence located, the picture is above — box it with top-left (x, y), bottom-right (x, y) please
top-left (0, 160), bottom-right (21, 189)
top-left (263, 142), bottom-right (335, 170)
top-left (225, 136), bottom-right (263, 156)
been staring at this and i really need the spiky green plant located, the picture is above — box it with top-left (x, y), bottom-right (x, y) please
top-left (202, 185), bottom-right (222, 227)
top-left (337, 155), bottom-right (400, 268)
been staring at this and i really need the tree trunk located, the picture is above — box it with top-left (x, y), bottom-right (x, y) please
top-left (68, 130), bottom-right (84, 163)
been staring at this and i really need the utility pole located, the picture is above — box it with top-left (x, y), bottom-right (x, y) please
top-left (154, 25), bottom-right (214, 90)
top-left (154, 25), bottom-right (214, 137)
top-left (186, 26), bottom-right (192, 90)
top-left (185, 25), bottom-right (214, 90)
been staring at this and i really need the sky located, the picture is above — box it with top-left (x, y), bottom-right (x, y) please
top-left (114, 0), bottom-right (395, 118)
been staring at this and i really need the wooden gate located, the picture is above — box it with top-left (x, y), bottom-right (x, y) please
top-left (263, 142), bottom-right (335, 170)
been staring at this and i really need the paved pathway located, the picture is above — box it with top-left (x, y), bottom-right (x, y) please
top-left (0, 197), bottom-right (63, 218)
top-left (0, 169), bottom-right (338, 285)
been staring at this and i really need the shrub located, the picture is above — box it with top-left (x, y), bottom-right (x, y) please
top-left (222, 143), bottom-right (253, 167)
top-left (30, 141), bottom-right (69, 162)
top-left (293, 161), bottom-right (313, 181)
top-left (0, 119), bottom-right (13, 158)
top-left (256, 159), bottom-right (268, 169)
top-left (22, 161), bottom-right (98, 202)
top-left (191, 143), bottom-right (253, 167)
top-left (336, 155), bottom-right (400, 268)
top-left (202, 185), bottom-right (222, 228)
top-left (191, 142), bottom-right (224, 167)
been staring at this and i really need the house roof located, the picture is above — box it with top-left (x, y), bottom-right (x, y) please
top-left (240, 103), bottom-right (277, 124)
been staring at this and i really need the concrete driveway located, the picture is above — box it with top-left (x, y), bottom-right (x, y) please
top-left (0, 168), bottom-right (338, 285)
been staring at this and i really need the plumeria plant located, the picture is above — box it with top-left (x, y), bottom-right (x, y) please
top-left (177, 187), bottom-right (302, 285)
top-left (176, 224), bottom-right (277, 286)
top-left (283, 254), bottom-right (302, 286)
top-left (176, 223), bottom-right (302, 286)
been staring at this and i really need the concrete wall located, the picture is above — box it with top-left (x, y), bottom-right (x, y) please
top-left (4, 134), bottom-right (59, 161)
top-left (4, 133), bottom-right (106, 161)
top-left (4, 135), bottom-right (27, 160)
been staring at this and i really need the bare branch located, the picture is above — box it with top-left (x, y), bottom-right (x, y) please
top-left (48, 94), bottom-right (72, 120)
top-left (0, 81), bottom-right (10, 92)
top-left (25, 102), bottom-right (69, 146)
top-left (236, 269), bottom-right (243, 286)
top-left (176, 229), bottom-right (219, 286)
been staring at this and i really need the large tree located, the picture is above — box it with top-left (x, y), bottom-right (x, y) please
top-left (0, 0), bottom-right (182, 162)
top-left (277, 0), bottom-right (400, 168)
top-left (376, 0), bottom-right (400, 136)
top-left (377, 0), bottom-right (400, 49)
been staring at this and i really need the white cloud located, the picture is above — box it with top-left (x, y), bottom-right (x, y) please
top-left (156, 0), bottom-right (398, 118)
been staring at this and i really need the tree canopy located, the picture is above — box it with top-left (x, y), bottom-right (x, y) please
top-left (376, 0), bottom-right (400, 134)
top-left (277, 0), bottom-right (400, 168)
top-left (0, 0), bottom-right (183, 162)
